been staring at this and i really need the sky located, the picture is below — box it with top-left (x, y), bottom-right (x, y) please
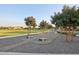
top-left (0, 4), bottom-right (79, 27)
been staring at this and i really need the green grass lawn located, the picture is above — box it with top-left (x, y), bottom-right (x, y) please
top-left (0, 29), bottom-right (48, 37)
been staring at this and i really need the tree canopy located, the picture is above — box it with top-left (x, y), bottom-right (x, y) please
top-left (39, 20), bottom-right (52, 29)
top-left (51, 5), bottom-right (79, 29)
top-left (24, 16), bottom-right (36, 28)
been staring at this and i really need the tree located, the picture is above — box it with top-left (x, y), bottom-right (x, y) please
top-left (51, 5), bottom-right (79, 42)
top-left (47, 24), bottom-right (53, 29)
top-left (24, 16), bottom-right (36, 37)
top-left (24, 16), bottom-right (36, 28)
top-left (39, 20), bottom-right (48, 29)
top-left (39, 20), bottom-right (52, 33)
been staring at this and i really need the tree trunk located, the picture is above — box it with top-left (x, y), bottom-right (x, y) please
top-left (66, 26), bottom-right (74, 42)
top-left (65, 26), bottom-right (72, 42)
top-left (26, 25), bottom-right (31, 39)
top-left (65, 27), bottom-right (68, 42)
top-left (70, 27), bottom-right (74, 41)
top-left (68, 27), bottom-right (71, 42)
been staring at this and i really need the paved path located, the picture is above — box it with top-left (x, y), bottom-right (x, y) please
top-left (0, 31), bottom-right (79, 54)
